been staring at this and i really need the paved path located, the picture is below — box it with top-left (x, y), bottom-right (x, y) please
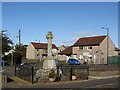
top-left (89, 75), bottom-right (120, 79)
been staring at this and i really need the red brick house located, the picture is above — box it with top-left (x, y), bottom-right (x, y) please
top-left (59, 35), bottom-right (118, 64)
top-left (26, 42), bottom-right (58, 60)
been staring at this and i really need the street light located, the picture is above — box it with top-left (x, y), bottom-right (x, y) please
top-left (102, 27), bottom-right (109, 64)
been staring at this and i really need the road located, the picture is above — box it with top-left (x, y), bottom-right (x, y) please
top-left (3, 77), bottom-right (120, 89)
top-left (2, 76), bottom-right (119, 88)
top-left (32, 76), bottom-right (119, 88)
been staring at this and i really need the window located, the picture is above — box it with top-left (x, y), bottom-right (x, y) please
top-left (79, 46), bottom-right (83, 49)
top-left (88, 46), bottom-right (92, 49)
top-left (37, 54), bottom-right (39, 56)
top-left (89, 46), bottom-right (92, 49)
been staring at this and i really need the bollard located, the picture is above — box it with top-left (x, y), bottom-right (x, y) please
top-left (56, 65), bottom-right (60, 82)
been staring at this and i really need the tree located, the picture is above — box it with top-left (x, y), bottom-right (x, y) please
top-left (2, 32), bottom-right (13, 54)
top-left (13, 44), bottom-right (27, 64)
top-left (14, 44), bottom-right (27, 58)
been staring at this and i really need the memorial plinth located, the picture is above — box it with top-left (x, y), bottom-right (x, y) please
top-left (35, 31), bottom-right (57, 81)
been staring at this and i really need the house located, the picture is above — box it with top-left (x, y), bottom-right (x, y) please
top-left (115, 47), bottom-right (120, 55)
top-left (59, 35), bottom-right (118, 64)
top-left (26, 42), bottom-right (58, 60)
top-left (58, 45), bottom-right (69, 53)
top-left (58, 46), bottom-right (72, 61)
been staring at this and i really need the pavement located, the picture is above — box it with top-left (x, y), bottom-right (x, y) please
top-left (89, 75), bottom-right (120, 79)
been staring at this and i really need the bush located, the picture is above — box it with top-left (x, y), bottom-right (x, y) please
top-left (13, 51), bottom-right (23, 65)
top-left (49, 69), bottom-right (56, 78)
top-left (4, 54), bottom-right (11, 65)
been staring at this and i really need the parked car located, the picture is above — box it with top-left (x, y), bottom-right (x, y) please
top-left (67, 58), bottom-right (80, 65)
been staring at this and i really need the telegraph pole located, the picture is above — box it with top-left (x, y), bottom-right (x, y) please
top-left (17, 29), bottom-right (21, 48)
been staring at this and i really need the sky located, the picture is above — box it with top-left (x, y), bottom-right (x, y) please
top-left (2, 2), bottom-right (118, 47)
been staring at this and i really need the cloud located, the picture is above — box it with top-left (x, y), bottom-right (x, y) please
top-left (53, 31), bottom-right (98, 46)
top-left (73, 32), bottom-right (92, 38)
top-left (61, 31), bottom-right (92, 45)
top-left (62, 39), bottom-right (77, 44)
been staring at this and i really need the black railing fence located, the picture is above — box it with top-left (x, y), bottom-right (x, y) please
top-left (59, 64), bottom-right (89, 81)
top-left (15, 64), bottom-right (89, 84)
top-left (15, 64), bottom-right (38, 83)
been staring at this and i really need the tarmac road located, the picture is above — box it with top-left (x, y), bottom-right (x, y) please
top-left (34, 76), bottom-right (120, 88)
top-left (2, 76), bottom-right (120, 89)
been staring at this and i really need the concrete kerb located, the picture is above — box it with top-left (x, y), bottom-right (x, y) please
top-left (89, 75), bottom-right (120, 79)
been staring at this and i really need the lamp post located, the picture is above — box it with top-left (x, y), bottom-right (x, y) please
top-left (102, 27), bottom-right (109, 64)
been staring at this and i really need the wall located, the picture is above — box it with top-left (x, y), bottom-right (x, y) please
top-left (100, 36), bottom-right (117, 64)
top-left (58, 45), bottom-right (67, 53)
top-left (58, 55), bottom-right (67, 61)
top-left (26, 43), bottom-right (36, 59)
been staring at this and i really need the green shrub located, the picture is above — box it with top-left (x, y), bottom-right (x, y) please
top-left (49, 69), bottom-right (56, 78)
top-left (13, 51), bottom-right (23, 64)
top-left (4, 54), bottom-right (11, 65)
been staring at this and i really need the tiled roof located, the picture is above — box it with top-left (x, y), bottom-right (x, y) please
top-left (73, 35), bottom-right (107, 46)
top-left (31, 42), bottom-right (58, 50)
top-left (115, 47), bottom-right (120, 51)
top-left (59, 46), bottom-right (72, 55)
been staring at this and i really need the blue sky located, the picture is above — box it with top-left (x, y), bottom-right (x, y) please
top-left (2, 2), bottom-right (118, 47)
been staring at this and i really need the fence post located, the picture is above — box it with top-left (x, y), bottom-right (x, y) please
top-left (87, 66), bottom-right (89, 80)
top-left (15, 63), bottom-right (16, 76)
top-left (31, 66), bottom-right (34, 84)
top-left (70, 65), bottom-right (72, 81)
top-left (56, 65), bottom-right (59, 82)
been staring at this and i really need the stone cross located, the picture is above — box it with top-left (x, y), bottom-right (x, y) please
top-left (35, 31), bottom-right (57, 81)
top-left (43, 31), bottom-right (56, 70)
top-left (46, 31), bottom-right (53, 58)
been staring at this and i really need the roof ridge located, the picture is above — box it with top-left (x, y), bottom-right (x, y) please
top-left (80, 35), bottom-right (107, 39)
top-left (73, 35), bottom-right (107, 46)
